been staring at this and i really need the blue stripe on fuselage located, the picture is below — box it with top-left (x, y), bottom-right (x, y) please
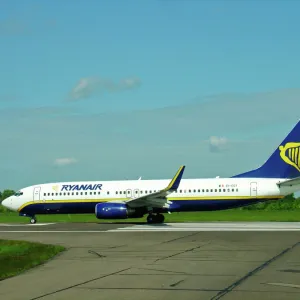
top-left (19, 198), bottom-right (276, 215)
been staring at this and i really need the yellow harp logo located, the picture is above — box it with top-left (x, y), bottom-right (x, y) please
top-left (279, 142), bottom-right (300, 172)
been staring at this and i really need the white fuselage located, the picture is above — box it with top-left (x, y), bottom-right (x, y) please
top-left (3, 177), bottom-right (296, 215)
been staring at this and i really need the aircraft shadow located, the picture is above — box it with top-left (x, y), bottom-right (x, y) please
top-left (96, 221), bottom-right (169, 226)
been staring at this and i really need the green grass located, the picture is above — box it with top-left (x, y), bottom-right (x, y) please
top-left (1, 210), bottom-right (300, 223)
top-left (0, 239), bottom-right (65, 281)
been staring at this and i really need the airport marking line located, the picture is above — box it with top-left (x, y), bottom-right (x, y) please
top-left (0, 223), bottom-right (55, 226)
top-left (1, 222), bottom-right (300, 232)
top-left (107, 222), bottom-right (300, 232)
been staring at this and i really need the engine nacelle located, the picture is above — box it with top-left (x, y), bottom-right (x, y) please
top-left (95, 202), bottom-right (144, 219)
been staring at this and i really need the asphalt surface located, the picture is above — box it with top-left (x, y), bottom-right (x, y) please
top-left (1, 222), bottom-right (300, 300)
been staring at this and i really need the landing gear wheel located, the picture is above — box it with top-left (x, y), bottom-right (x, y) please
top-left (30, 218), bottom-right (37, 224)
top-left (147, 214), bottom-right (154, 224)
top-left (156, 214), bottom-right (165, 223)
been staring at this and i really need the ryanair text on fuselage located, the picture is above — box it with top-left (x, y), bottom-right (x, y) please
top-left (61, 184), bottom-right (103, 191)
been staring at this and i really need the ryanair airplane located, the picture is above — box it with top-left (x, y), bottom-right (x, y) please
top-left (2, 120), bottom-right (300, 224)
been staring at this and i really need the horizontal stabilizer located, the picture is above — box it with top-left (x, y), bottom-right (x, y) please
top-left (277, 176), bottom-right (300, 187)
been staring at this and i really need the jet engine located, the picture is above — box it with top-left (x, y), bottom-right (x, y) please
top-left (95, 202), bottom-right (144, 219)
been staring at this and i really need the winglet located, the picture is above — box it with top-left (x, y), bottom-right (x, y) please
top-left (163, 165), bottom-right (185, 192)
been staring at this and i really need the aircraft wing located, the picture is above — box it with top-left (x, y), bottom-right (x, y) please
top-left (277, 176), bottom-right (300, 187)
top-left (125, 165), bottom-right (185, 209)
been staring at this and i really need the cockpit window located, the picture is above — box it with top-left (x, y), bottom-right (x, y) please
top-left (14, 191), bottom-right (23, 196)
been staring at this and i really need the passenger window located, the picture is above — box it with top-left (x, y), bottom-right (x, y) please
top-left (48, 193), bottom-right (50, 196)
top-left (206, 189), bottom-right (209, 192)
top-left (202, 189), bottom-right (205, 192)
top-left (215, 189), bottom-right (217, 192)
top-left (116, 191), bottom-right (118, 194)
top-left (223, 189), bottom-right (226, 192)
top-left (107, 191), bottom-right (110, 195)
top-left (219, 189), bottom-right (221, 192)
top-left (44, 193), bottom-right (46, 196)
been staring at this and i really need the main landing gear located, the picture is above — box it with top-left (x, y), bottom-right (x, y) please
top-left (146, 213), bottom-right (165, 224)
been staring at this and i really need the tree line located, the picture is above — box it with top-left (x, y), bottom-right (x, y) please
top-left (0, 190), bottom-right (300, 213)
top-left (0, 190), bottom-right (15, 212)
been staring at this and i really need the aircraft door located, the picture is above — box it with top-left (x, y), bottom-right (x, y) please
top-left (33, 186), bottom-right (41, 201)
top-left (250, 182), bottom-right (257, 197)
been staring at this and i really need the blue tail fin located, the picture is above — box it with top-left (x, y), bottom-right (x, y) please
top-left (232, 120), bottom-right (300, 179)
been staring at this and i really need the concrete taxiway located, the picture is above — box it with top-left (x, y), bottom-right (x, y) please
top-left (1, 222), bottom-right (300, 300)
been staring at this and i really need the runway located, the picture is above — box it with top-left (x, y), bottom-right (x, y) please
top-left (1, 222), bottom-right (300, 300)
top-left (1, 221), bottom-right (300, 232)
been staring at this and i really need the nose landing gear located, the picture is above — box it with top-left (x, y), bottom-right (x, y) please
top-left (30, 217), bottom-right (37, 224)
top-left (19, 213), bottom-right (37, 224)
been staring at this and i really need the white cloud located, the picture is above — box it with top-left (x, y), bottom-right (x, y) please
top-left (1, 88), bottom-right (300, 189)
top-left (209, 136), bottom-right (229, 152)
top-left (53, 158), bottom-right (77, 166)
top-left (68, 76), bottom-right (141, 101)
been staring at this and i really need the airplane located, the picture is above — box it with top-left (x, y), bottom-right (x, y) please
top-left (2, 120), bottom-right (300, 225)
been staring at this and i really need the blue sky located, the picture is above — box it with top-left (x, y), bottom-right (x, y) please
top-left (0, 0), bottom-right (300, 190)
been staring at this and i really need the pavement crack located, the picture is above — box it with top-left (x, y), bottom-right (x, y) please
top-left (279, 269), bottom-right (300, 273)
top-left (88, 250), bottom-right (106, 258)
top-left (78, 287), bottom-right (219, 292)
top-left (170, 279), bottom-right (185, 287)
top-left (210, 241), bottom-right (300, 300)
top-left (28, 267), bottom-right (131, 300)
top-left (154, 242), bottom-right (211, 263)
top-left (136, 267), bottom-right (188, 275)
top-left (161, 232), bottom-right (200, 244)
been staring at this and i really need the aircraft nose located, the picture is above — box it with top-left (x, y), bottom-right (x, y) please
top-left (1, 198), bottom-right (9, 209)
